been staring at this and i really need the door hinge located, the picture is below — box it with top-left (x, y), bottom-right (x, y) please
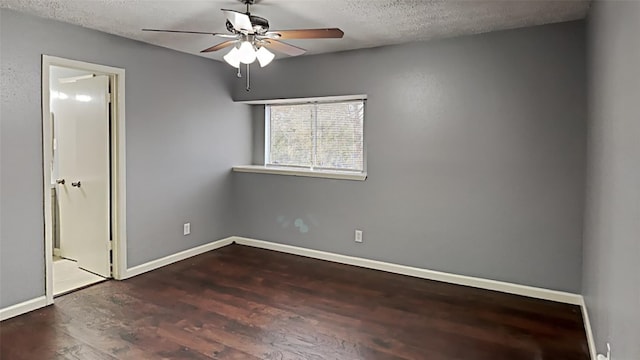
top-left (108, 241), bottom-right (113, 251)
top-left (106, 92), bottom-right (112, 103)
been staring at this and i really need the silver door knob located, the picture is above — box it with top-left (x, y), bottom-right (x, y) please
top-left (56, 179), bottom-right (65, 185)
top-left (71, 181), bottom-right (81, 188)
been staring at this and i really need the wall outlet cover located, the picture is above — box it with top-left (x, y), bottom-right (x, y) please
top-left (355, 230), bottom-right (363, 243)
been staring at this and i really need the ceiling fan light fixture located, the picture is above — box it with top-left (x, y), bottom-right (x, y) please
top-left (144, 3), bottom-right (344, 89)
top-left (237, 41), bottom-right (257, 64)
top-left (223, 46), bottom-right (241, 68)
top-left (256, 46), bottom-right (275, 67)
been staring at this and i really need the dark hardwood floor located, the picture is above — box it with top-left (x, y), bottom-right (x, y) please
top-left (0, 244), bottom-right (589, 359)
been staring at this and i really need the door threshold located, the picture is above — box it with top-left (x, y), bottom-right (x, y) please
top-left (53, 258), bottom-right (108, 296)
top-left (53, 279), bottom-right (108, 298)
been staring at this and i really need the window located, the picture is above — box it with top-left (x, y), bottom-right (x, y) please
top-left (266, 100), bottom-right (365, 173)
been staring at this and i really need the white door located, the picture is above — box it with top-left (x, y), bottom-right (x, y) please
top-left (55, 75), bottom-right (111, 278)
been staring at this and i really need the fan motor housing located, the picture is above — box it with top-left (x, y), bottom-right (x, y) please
top-left (226, 15), bottom-right (269, 35)
top-left (250, 15), bottom-right (269, 34)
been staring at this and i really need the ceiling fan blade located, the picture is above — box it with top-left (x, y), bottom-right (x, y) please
top-left (221, 9), bottom-right (254, 33)
top-left (142, 28), bottom-right (234, 37)
top-left (264, 40), bottom-right (306, 56)
top-left (201, 40), bottom-right (237, 53)
top-left (265, 28), bottom-right (344, 40)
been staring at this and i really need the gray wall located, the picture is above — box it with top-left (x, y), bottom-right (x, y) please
top-left (583, 1), bottom-right (640, 358)
top-left (0, 9), bottom-right (252, 308)
top-left (232, 21), bottom-right (587, 293)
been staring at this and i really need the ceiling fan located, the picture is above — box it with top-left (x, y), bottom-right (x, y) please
top-left (142, 0), bottom-right (344, 72)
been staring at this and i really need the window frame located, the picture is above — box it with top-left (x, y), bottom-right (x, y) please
top-left (232, 94), bottom-right (367, 181)
top-left (264, 98), bottom-right (367, 175)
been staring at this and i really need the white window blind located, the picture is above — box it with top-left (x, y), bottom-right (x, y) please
top-left (267, 100), bottom-right (364, 172)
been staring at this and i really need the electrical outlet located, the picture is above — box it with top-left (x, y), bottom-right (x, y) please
top-left (183, 222), bottom-right (191, 236)
top-left (355, 230), bottom-right (363, 243)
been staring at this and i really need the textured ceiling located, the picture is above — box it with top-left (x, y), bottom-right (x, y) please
top-left (1, 0), bottom-right (590, 62)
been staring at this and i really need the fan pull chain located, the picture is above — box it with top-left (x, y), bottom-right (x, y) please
top-left (246, 63), bottom-right (251, 91)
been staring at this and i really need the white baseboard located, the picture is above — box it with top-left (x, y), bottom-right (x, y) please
top-left (0, 296), bottom-right (48, 321)
top-left (4, 236), bottom-right (587, 331)
top-left (230, 236), bottom-right (583, 305)
top-left (4, 235), bottom-right (592, 357)
top-left (122, 237), bottom-right (234, 279)
top-left (580, 298), bottom-right (597, 360)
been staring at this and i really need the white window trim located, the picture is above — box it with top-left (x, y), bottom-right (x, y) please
top-left (232, 165), bottom-right (367, 181)
top-left (236, 94), bottom-right (367, 105)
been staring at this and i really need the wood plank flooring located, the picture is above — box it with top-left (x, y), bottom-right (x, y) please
top-left (0, 244), bottom-right (589, 359)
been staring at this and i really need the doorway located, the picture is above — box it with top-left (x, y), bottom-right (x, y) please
top-left (42, 56), bottom-right (127, 304)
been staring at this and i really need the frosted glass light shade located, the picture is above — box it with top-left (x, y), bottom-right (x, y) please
top-left (256, 47), bottom-right (275, 67)
top-left (223, 47), bottom-right (240, 68)
top-left (237, 41), bottom-right (257, 64)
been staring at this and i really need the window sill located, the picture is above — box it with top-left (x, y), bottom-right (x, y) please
top-left (232, 165), bottom-right (367, 181)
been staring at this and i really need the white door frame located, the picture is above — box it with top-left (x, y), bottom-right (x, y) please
top-left (41, 55), bottom-right (127, 305)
